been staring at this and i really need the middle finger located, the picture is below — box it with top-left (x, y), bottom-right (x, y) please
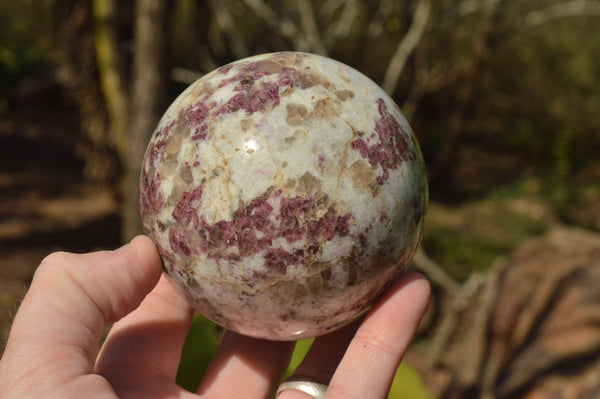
top-left (197, 331), bottom-right (294, 398)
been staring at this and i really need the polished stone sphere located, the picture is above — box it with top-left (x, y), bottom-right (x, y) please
top-left (140, 52), bottom-right (427, 340)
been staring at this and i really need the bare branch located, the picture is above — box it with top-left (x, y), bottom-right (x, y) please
top-left (197, 45), bottom-right (219, 74)
top-left (453, 0), bottom-right (503, 19)
top-left (401, 54), bottom-right (464, 120)
top-left (519, 0), bottom-right (600, 29)
top-left (323, 0), bottom-right (360, 49)
top-left (241, 0), bottom-right (280, 24)
top-left (319, 0), bottom-right (346, 23)
top-left (240, 0), bottom-right (306, 50)
top-left (414, 246), bottom-right (503, 374)
top-left (461, 258), bottom-right (507, 390)
top-left (297, 0), bottom-right (328, 55)
top-left (171, 67), bottom-right (203, 85)
top-left (382, 0), bottom-right (432, 96)
top-left (413, 247), bottom-right (463, 296)
top-left (207, 13), bottom-right (227, 56)
top-left (432, 0), bottom-right (504, 30)
top-left (426, 271), bottom-right (486, 366)
top-left (366, 0), bottom-right (395, 38)
top-left (208, 0), bottom-right (249, 59)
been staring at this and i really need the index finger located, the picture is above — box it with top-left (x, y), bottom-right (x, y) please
top-left (0, 236), bottom-right (163, 394)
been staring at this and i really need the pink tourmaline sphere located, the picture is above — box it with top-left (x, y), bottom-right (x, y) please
top-left (140, 52), bottom-right (427, 340)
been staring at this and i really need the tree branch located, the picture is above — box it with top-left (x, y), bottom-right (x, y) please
top-left (240, 0), bottom-right (306, 50)
top-left (297, 0), bottom-right (328, 55)
top-left (460, 258), bottom-right (507, 391)
top-left (519, 0), bottom-right (600, 30)
top-left (413, 247), bottom-right (463, 296)
top-left (453, 0), bottom-right (503, 19)
top-left (426, 271), bottom-right (486, 367)
top-left (322, 0), bottom-right (360, 50)
top-left (382, 0), bottom-right (432, 96)
top-left (319, 0), bottom-right (346, 22)
top-left (208, 0), bottom-right (249, 59)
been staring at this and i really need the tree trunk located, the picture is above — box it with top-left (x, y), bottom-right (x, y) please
top-left (92, 0), bottom-right (129, 154)
top-left (122, 0), bottom-right (170, 241)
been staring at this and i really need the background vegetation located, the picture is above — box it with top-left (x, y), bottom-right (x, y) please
top-left (1, 0), bottom-right (599, 398)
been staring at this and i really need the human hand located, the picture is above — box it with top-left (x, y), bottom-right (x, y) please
top-left (0, 235), bottom-right (430, 399)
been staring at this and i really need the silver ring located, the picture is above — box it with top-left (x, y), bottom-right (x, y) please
top-left (276, 375), bottom-right (328, 399)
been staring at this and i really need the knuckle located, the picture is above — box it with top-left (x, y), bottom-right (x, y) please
top-left (353, 331), bottom-right (397, 357)
top-left (37, 251), bottom-right (72, 273)
top-left (34, 251), bottom-right (84, 284)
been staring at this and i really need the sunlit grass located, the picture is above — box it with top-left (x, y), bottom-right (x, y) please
top-left (423, 195), bottom-right (551, 281)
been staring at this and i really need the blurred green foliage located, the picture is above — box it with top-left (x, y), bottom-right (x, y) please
top-left (424, 172), bottom-right (600, 280)
top-left (469, 16), bottom-right (600, 178)
top-left (423, 195), bottom-right (551, 281)
top-left (176, 315), bottom-right (219, 392)
top-left (0, 13), bottom-right (49, 113)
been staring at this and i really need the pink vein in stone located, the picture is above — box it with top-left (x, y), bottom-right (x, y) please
top-left (279, 196), bottom-right (351, 243)
top-left (351, 99), bottom-right (412, 186)
top-left (212, 61), bottom-right (313, 117)
top-left (140, 169), bottom-right (163, 220)
top-left (186, 102), bottom-right (210, 140)
top-left (215, 80), bottom-right (281, 116)
top-left (168, 187), bottom-right (354, 274)
top-left (264, 248), bottom-right (304, 274)
top-left (186, 61), bottom-right (290, 140)
top-left (187, 61), bottom-right (330, 143)
top-left (217, 63), bottom-right (234, 74)
top-left (140, 121), bottom-right (175, 220)
top-left (147, 121), bottom-right (175, 165)
top-left (169, 228), bottom-right (192, 257)
top-left (172, 185), bottom-right (204, 226)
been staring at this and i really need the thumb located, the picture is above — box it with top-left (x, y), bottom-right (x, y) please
top-left (0, 235), bottom-right (162, 392)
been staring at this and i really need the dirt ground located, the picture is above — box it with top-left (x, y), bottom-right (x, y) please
top-left (0, 93), bottom-right (121, 351)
